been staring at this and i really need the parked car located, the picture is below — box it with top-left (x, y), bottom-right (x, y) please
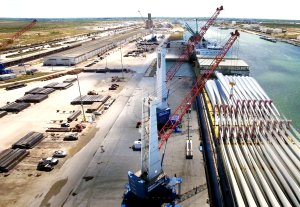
top-left (53, 150), bottom-right (67, 158)
top-left (132, 139), bottom-right (142, 151)
top-left (37, 157), bottom-right (58, 171)
top-left (37, 162), bottom-right (53, 172)
top-left (72, 123), bottom-right (86, 132)
top-left (76, 123), bottom-right (86, 129)
top-left (64, 133), bottom-right (78, 141)
top-left (88, 90), bottom-right (98, 95)
top-left (104, 103), bottom-right (110, 110)
top-left (61, 123), bottom-right (70, 127)
top-left (42, 157), bottom-right (59, 165)
top-left (136, 121), bottom-right (141, 128)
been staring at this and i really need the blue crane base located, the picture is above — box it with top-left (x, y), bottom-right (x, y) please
top-left (121, 171), bottom-right (182, 207)
top-left (157, 108), bottom-right (171, 129)
top-left (157, 108), bottom-right (181, 133)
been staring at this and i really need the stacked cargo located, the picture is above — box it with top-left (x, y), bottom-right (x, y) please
top-left (0, 102), bottom-right (30, 112)
top-left (25, 87), bottom-right (55, 95)
top-left (67, 110), bottom-right (82, 122)
top-left (46, 127), bottom-right (72, 132)
top-left (5, 83), bottom-right (27, 90)
top-left (0, 149), bottom-right (29, 172)
top-left (63, 78), bottom-right (77, 83)
top-left (86, 102), bottom-right (102, 113)
top-left (52, 83), bottom-right (73, 90)
top-left (12, 132), bottom-right (44, 149)
top-left (43, 82), bottom-right (59, 88)
top-left (86, 96), bottom-right (110, 113)
top-left (16, 94), bottom-right (48, 103)
top-left (71, 95), bottom-right (103, 105)
top-left (0, 111), bottom-right (8, 118)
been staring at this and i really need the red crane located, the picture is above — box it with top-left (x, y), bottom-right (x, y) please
top-left (166, 6), bottom-right (223, 82)
top-left (0, 19), bottom-right (38, 50)
top-left (159, 30), bottom-right (240, 149)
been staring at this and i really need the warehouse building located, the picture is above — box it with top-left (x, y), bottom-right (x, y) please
top-left (44, 29), bottom-right (144, 66)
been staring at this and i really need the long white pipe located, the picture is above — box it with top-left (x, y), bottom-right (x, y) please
top-left (249, 138), bottom-right (292, 207)
top-left (232, 137), bottom-right (268, 206)
top-left (241, 139), bottom-right (281, 207)
top-left (266, 131), bottom-right (300, 185)
top-left (225, 135), bottom-right (257, 206)
top-left (258, 132), bottom-right (300, 206)
top-left (272, 131), bottom-right (300, 171)
top-left (220, 138), bottom-right (246, 207)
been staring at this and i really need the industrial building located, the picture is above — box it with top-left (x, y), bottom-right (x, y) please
top-left (243, 24), bottom-right (283, 34)
top-left (146, 13), bottom-right (153, 29)
top-left (43, 29), bottom-right (144, 66)
top-left (195, 58), bottom-right (249, 76)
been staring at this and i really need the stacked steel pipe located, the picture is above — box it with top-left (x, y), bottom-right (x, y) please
top-left (0, 149), bottom-right (29, 172)
top-left (12, 132), bottom-right (44, 149)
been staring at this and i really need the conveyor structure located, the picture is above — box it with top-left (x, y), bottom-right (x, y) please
top-left (204, 72), bottom-right (300, 206)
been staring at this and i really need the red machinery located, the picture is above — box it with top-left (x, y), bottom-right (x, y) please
top-left (166, 6), bottom-right (223, 82)
top-left (0, 19), bottom-right (38, 50)
top-left (159, 30), bottom-right (240, 149)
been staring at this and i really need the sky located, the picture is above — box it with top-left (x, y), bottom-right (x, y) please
top-left (1, 0), bottom-right (300, 20)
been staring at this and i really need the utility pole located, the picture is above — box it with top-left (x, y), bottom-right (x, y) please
top-left (187, 108), bottom-right (192, 141)
top-left (18, 46), bottom-right (27, 74)
top-left (105, 56), bottom-right (108, 69)
top-left (76, 73), bottom-right (86, 122)
top-left (120, 45), bottom-right (124, 78)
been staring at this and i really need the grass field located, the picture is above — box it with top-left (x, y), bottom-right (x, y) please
top-left (0, 20), bottom-right (124, 48)
top-left (261, 22), bottom-right (300, 28)
top-left (0, 72), bottom-right (51, 83)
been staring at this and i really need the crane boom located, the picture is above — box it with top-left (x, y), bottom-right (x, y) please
top-left (166, 6), bottom-right (223, 82)
top-left (138, 10), bottom-right (146, 23)
top-left (0, 19), bottom-right (37, 50)
top-left (159, 30), bottom-right (240, 149)
top-left (193, 6), bottom-right (223, 44)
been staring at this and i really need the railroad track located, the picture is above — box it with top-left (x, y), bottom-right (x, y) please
top-left (177, 183), bottom-right (207, 203)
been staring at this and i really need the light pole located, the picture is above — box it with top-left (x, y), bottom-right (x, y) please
top-left (187, 108), bottom-right (191, 141)
top-left (105, 56), bottom-right (108, 69)
top-left (120, 45), bottom-right (124, 79)
top-left (76, 73), bottom-right (86, 122)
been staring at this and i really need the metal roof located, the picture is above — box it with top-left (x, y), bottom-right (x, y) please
top-left (198, 58), bottom-right (249, 67)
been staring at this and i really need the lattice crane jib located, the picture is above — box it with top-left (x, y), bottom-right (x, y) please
top-left (166, 6), bottom-right (223, 82)
top-left (159, 30), bottom-right (240, 150)
top-left (0, 19), bottom-right (37, 50)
